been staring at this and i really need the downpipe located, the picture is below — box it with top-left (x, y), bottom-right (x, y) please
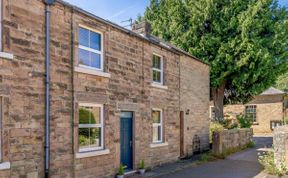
top-left (44, 0), bottom-right (55, 177)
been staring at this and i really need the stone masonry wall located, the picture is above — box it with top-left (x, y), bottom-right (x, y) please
top-left (212, 128), bottom-right (253, 154)
top-left (180, 55), bottom-right (210, 157)
top-left (0, 0), bottom-right (210, 177)
top-left (273, 126), bottom-right (288, 169)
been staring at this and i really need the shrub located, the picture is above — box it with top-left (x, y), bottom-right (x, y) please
top-left (209, 122), bottom-right (224, 143)
top-left (284, 117), bottom-right (288, 125)
top-left (215, 117), bottom-right (238, 130)
top-left (246, 141), bottom-right (255, 148)
top-left (237, 114), bottom-right (253, 128)
top-left (258, 152), bottom-right (288, 176)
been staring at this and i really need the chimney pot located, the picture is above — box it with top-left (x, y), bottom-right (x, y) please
top-left (132, 21), bottom-right (151, 37)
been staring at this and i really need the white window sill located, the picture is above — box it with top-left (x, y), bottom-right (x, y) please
top-left (0, 52), bottom-right (14, 60)
top-left (151, 83), bottom-right (168, 90)
top-left (75, 66), bottom-right (111, 78)
top-left (75, 149), bottom-right (110, 159)
top-left (0, 162), bottom-right (10, 170)
top-left (150, 142), bottom-right (169, 148)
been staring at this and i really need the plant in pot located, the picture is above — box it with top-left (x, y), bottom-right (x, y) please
top-left (139, 160), bottom-right (145, 175)
top-left (117, 164), bottom-right (125, 178)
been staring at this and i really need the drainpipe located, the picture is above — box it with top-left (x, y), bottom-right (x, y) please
top-left (43, 0), bottom-right (55, 177)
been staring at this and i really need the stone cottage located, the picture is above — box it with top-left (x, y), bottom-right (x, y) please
top-left (0, 0), bottom-right (210, 177)
top-left (212, 87), bottom-right (287, 134)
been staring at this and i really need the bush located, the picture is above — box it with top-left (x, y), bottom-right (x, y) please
top-left (237, 114), bottom-right (253, 128)
top-left (259, 152), bottom-right (288, 176)
top-left (215, 117), bottom-right (239, 130)
top-left (209, 122), bottom-right (224, 143)
top-left (246, 141), bottom-right (255, 148)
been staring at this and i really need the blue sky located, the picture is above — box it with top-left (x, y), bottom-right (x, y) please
top-left (64, 0), bottom-right (288, 28)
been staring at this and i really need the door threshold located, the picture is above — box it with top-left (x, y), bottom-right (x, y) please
top-left (124, 170), bottom-right (137, 175)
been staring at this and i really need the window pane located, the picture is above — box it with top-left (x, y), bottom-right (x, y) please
top-left (91, 52), bottom-right (101, 69)
top-left (79, 28), bottom-right (89, 47)
top-left (152, 110), bottom-right (161, 123)
top-left (79, 107), bottom-right (91, 124)
top-left (153, 70), bottom-right (161, 83)
top-left (90, 128), bottom-right (101, 148)
top-left (79, 128), bottom-right (90, 149)
top-left (153, 126), bottom-right (161, 142)
top-left (79, 48), bottom-right (90, 66)
top-left (90, 31), bottom-right (101, 51)
top-left (153, 55), bottom-right (161, 69)
top-left (90, 107), bottom-right (101, 124)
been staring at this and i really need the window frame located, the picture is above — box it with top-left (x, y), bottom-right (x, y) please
top-left (245, 105), bottom-right (257, 123)
top-left (78, 103), bottom-right (104, 153)
top-left (78, 25), bottom-right (104, 71)
top-left (152, 108), bottom-right (163, 144)
top-left (152, 53), bottom-right (164, 85)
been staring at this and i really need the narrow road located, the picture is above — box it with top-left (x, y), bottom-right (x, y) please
top-left (158, 136), bottom-right (272, 178)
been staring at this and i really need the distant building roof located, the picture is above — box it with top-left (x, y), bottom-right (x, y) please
top-left (260, 87), bottom-right (285, 95)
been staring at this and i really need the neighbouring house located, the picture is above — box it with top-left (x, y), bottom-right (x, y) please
top-left (0, 0), bottom-right (210, 177)
top-left (210, 87), bottom-right (287, 134)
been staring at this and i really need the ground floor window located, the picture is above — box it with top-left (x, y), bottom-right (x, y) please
top-left (78, 103), bottom-right (104, 152)
top-left (152, 109), bottom-right (163, 143)
top-left (245, 105), bottom-right (257, 122)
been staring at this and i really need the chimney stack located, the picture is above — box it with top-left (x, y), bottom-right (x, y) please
top-left (132, 21), bottom-right (151, 37)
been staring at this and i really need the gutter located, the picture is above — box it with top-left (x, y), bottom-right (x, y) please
top-left (43, 0), bottom-right (55, 177)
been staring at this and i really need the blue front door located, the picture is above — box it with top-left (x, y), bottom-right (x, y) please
top-left (120, 112), bottom-right (133, 170)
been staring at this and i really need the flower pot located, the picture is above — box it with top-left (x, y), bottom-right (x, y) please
top-left (117, 175), bottom-right (124, 178)
top-left (139, 169), bottom-right (146, 175)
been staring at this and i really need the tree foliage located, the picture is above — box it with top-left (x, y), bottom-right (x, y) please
top-left (142, 0), bottom-right (288, 106)
top-left (275, 72), bottom-right (288, 92)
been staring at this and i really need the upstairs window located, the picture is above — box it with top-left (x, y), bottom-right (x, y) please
top-left (78, 104), bottom-right (104, 152)
top-left (78, 26), bottom-right (103, 71)
top-left (245, 105), bottom-right (257, 122)
top-left (152, 109), bottom-right (163, 143)
top-left (152, 54), bottom-right (163, 84)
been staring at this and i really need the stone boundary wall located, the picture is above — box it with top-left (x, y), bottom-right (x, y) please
top-left (212, 128), bottom-right (253, 154)
top-left (273, 126), bottom-right (288, 168)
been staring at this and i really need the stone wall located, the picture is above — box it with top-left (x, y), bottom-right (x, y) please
top-left (212, 129), bottom-right (253, 154)
top-left (180, 55), bottom-right (210, 157)
top-left (273, 126), bottom-right (288, 169)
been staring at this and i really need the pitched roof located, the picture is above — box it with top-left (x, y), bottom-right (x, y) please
top-left (260, 87), bottom-right (285, 95)
top-left (57, 0), bottom-right (208, 66)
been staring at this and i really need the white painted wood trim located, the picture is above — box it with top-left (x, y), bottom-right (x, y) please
top-left (0, 162), bottom-right (10, 170)
top-left (75, 149), bottom-right (110, 159)
top-left (150, 142), bottom-right (168, 148)
top-left (75, 66), bottom-right (111, 78)
top-left (151, 83), bottom-right (168, 90)
top-left (0, 52), bottom-right (14, 60)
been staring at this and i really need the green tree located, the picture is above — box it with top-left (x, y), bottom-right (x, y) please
top-left (275, 72), bottom-right (288, 92)
top-left (142, 0), bottom-right (288, 118)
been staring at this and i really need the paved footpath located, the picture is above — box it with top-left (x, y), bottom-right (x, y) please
top-left (157, 136), bottom-right (272, 178)
top-left (129, 136), bottom-right (273, 178)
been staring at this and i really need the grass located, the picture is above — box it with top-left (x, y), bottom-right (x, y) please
top-left (259, 151), bottom-right (288, 176)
